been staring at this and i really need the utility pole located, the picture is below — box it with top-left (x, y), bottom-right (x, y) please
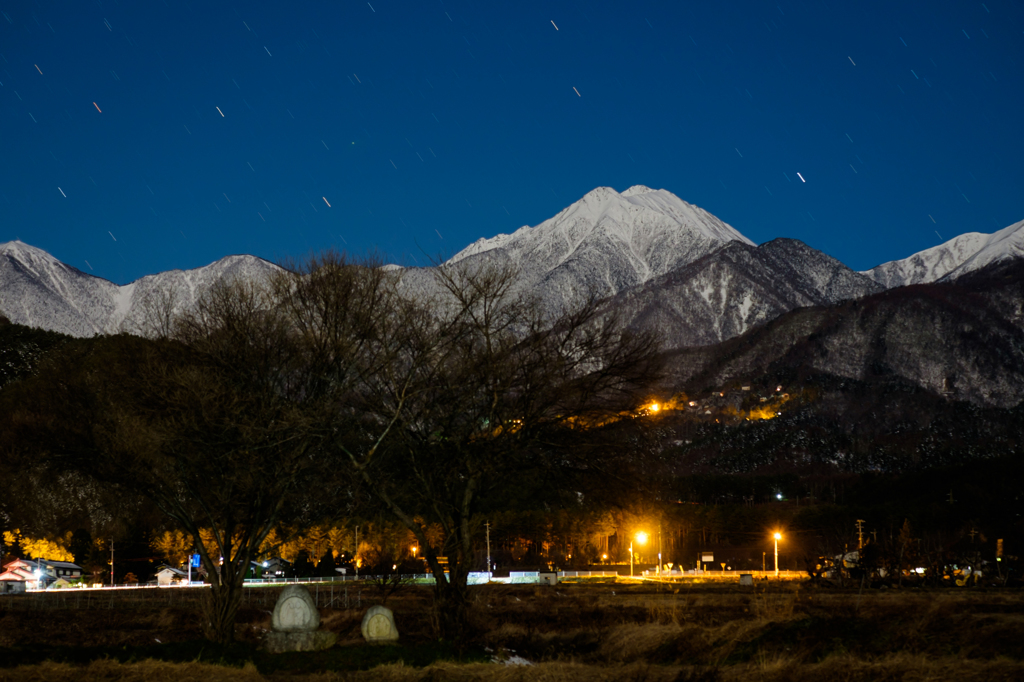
top-left (109, 539), bottom-right (114, 587)
top-left (354, 526), bottom-right (359, 579)
top-left (969, 527), bottom-right (978, 543)
top-left (485, 521), bottom-right (492, 574)
top-left (658, 525), bottom-right (662, 577)
top-left (856, 519), bottom-right (865, 550)
top-left (948, 490), bottom-right (955, 504)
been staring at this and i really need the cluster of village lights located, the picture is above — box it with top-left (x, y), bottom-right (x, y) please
top-left (408, 528), bottom-right (782, 578)
top-left (626, 530), bottom-right (783, 577)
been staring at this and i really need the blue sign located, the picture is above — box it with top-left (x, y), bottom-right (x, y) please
top-left (191, 554), bottom-right (201, 568)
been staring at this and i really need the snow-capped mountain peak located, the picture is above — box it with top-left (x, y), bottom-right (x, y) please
top-left (434, 186), bottom-right (755, 312)
top-left (1, 240), bottom-right (75, 276)
top-left (864, 218), bottom-right (1024, 288)
top-left (449, 185), bottom-right (751, 261)
top-left (621, 184), bottom-right (656, 196)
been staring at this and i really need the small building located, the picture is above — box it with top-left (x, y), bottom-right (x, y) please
top-left (260, 557), bottom-right (291, 578)
top-left (155, 566), bottom-right (188, 586)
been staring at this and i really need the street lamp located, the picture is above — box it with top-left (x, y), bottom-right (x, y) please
top-left (773, 532), bottom-right (782, 577)
top-left (630, 531), bottom-right (648, 578)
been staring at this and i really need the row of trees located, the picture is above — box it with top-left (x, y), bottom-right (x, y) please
top-left (1, 253), bottom-right (660, 643)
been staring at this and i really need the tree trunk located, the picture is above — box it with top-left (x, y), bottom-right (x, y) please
top-left (201, 579), bottom-right (244, 645)
top-left (431, 576), bottom-right (470, 644)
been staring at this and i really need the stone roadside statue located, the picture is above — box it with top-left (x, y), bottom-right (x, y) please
top-left (361, 604), bottom-right (399, 644)
top-left (263, 584), bottom-right (338, 654)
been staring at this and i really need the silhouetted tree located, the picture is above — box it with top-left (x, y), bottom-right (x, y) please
top-left (1, 279), bottom-right (343, 644)
top-left (293, 550), bottom-right (315, 578)
top-left (279, 255), bottom-right (662, 640)
top-left (315, 549), bottom-right (336, 578)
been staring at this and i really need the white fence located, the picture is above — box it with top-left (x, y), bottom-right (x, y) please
top-left (22, 568), bottom-right (804, 592)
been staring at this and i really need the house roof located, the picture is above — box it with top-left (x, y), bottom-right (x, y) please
top-left (41, 560), bottom-right (82, 570)
top-left (156, 566), bottom-right (187, 576)
top-left (1, 567), bottom-right (35, 581)
top-left (2, 558), bottom-right (34, 570)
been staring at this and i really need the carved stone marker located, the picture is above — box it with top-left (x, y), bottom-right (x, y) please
top-left (263, 585), bottom-right (337, 654)
top-left (272, 585), bottom-right (320, 632)
top-left (361, 605), bottom-right (399, 644)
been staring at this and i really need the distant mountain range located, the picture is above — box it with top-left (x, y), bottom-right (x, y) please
top-left (2, 185), bottom-right (1022, 406)
top-left (661, 257), bottom-right (1024, 408)
top-left (0, 241), bottom-right (278, 337)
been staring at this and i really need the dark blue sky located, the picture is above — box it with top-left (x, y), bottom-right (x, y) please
top-left (2, 0), bottom-right (1022, 284)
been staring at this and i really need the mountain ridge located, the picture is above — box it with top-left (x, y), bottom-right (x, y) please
top-left (0, 240), bottom-right (279, 336)
top-left (864, 218), bottom-right (1024, 288)
top-left (3, 187), bottom-right (1022, 358)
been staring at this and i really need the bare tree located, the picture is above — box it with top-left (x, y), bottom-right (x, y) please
top-left (3, 279), bottom-right (339, 644)
top-left (5, 252), bottom-right (659, 644)
top-left (282, 257), bottom-right (662, 640)
top-left (120, 285), bottom-right (181, 338)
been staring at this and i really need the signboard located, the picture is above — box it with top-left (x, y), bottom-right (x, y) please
top-left (701, 552), bottom-right (714, 563)
top-left (191, 554), bottom-right (201, 568)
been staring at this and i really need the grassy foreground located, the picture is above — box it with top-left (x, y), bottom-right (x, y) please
top-left (1, 580), bottom-right (1023, 681)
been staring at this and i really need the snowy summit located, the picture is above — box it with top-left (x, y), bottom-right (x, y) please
top-left (437, 186), bottom-right (753, 310)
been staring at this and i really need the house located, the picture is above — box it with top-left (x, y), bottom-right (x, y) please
top-left (38, 560), bottom-right (83, 588)
top-left (259, 557), bottom-right (291, 578)
top-left (1, 559), bottom-right (39, 587)
top-left (1, 559), bottom-right (83, 589)
top-left (155, 566), bottom-right (188, 586)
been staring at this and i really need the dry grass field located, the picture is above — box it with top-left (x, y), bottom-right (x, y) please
top-left (2, 579), bottom-right (1023, 681)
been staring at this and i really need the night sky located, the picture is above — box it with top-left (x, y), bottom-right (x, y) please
top-left (2, 1), bottom-right (1022, 285)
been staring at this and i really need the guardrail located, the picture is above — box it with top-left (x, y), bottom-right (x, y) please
top-left (19, 569), bottom-right (806, 592)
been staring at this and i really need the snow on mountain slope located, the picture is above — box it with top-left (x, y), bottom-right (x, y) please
top-left (0, 241), bottom-right (119, 336)
top-left (402, 185), bottom-right (755, 311)
top-left (864, 218), bottom-right (1024, 288)
top-left (115, 255), bottom-right (282, 334)
top-left (0, 241), bottom-right (279, 337)
top-left (605, 238), bottom-right (884, 348)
